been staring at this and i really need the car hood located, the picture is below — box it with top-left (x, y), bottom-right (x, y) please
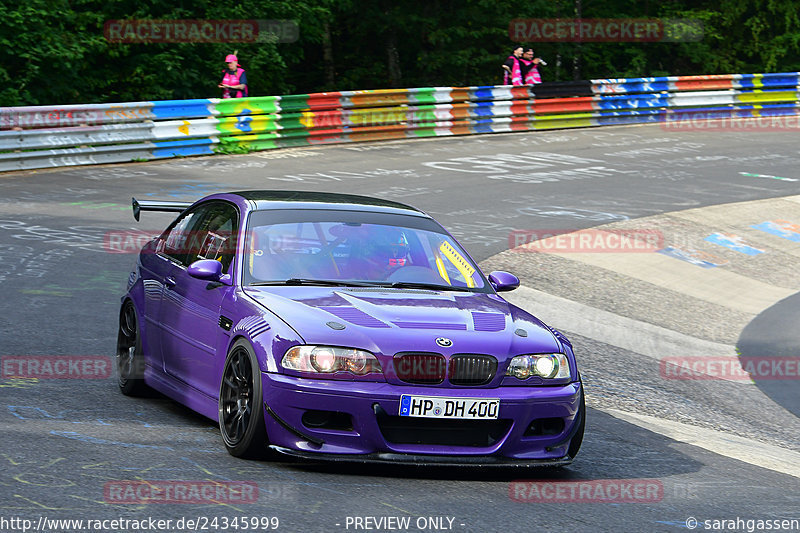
top-left (243, 286), bottom-right (561, 357)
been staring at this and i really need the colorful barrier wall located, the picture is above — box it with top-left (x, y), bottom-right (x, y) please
top-left (1, 72), bottom-right (799, 171)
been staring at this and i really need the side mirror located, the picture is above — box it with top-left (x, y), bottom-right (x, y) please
top-left (488, 271), bottom-right (520, 292)
top-left (187, 259), bottom-right (227, 283)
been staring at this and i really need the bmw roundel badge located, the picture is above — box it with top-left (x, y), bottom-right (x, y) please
top-left (435, 337), bottom-right (453, 348)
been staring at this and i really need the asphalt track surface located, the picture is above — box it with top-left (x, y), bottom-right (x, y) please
top-left (1, 124), bottom-right (799, 533)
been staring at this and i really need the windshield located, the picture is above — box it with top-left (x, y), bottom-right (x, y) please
top-left (243, 209), bottom-right (488, 291)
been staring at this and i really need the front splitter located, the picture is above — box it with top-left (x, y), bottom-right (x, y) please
top-left (270, 445), bottom-right (573, 468)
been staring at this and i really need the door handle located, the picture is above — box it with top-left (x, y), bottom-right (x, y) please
top-left (165, 276), bottom-right (177, 288)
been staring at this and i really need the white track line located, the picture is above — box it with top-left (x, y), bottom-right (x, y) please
top-left (506, 285), bottom-right (800, 476)
top-left (536, 250), bottom-right (793, 315)
top-left (505, 285), bottom-right (738, 360)
top-left (603, 409), bottom-right (800, 479)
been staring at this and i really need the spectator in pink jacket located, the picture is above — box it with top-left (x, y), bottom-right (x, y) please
top-left (501, 47), bottom-right (524, 86)
top-left (520, 48), bottom-right (543, 84)
top-left (218, 54), bottom-right (248, 98)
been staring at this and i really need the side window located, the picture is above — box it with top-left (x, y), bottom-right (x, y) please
top-left (194, 203), bottom-right (239, 273)
top-left (159, 202), bottom-right (238, 270)
top-left (160, 209), bottom-right (206, 266)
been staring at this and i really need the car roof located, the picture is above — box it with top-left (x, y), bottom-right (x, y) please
top-left (229, 190), bottom-right (429, 217)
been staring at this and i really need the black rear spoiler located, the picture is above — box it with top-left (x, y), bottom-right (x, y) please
top-left (132, 197), bottom-right (192, 221)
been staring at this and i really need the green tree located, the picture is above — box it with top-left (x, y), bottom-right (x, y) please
top-left (2, 0), bottom-right (800, 106)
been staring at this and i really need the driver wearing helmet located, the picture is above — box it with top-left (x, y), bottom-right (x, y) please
top-left (353, 226), bottom-right (410, 281)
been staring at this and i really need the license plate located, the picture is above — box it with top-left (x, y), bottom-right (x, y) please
top-left (399, 395), bottom-right (499, 419)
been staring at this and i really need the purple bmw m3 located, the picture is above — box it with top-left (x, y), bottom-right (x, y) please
top-left (117, 190), bottom-right (584, 466)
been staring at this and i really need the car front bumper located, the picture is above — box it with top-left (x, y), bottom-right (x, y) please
top-left (260, 372), bottom-right (583, 464)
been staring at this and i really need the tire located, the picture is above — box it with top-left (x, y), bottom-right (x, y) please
top-left (219, 339), bottom-right (268, 458)
top-left (566, 382), bottom-right (586, 460)
top-left (116, 300), bottom-right (147, 396)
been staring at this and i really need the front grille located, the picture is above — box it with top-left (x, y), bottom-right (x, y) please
top-left (394, 353), bottom-right (447, 384)
top-left (377, 416), bottom-right (511, 447)
top-left (449, 355), bottom-right (497, 385)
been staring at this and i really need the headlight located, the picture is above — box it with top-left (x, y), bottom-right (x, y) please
top-left (281, 345), bottom-right (382, 376)
top-left (505, 353), bottom-right (569, 380)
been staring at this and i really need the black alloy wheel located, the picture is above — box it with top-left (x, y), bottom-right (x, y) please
top-left (219, 339), bottom-right (268, 458)
top-left (117, 301), bottom-right (147, 396)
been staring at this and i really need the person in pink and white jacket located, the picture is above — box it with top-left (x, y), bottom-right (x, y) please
top-left (520, 48), bottom-right (543, 84)
top-left (501, 46), bottom-right (524, 86)
top-left (218, 54), bottom-right (248, 98)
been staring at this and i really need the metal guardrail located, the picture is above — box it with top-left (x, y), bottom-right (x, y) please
top-left (1, 72), bottom-right (799, 172)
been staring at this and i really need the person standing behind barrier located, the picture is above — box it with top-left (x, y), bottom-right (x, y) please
top-left (520, 48), bottom-right (543, 84)
top-left (502, 47), bottom-right (524, 86)
top-left (219, 54), bottom-right (248, 98)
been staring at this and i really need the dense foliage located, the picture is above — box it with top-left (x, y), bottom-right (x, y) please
top-left (2, 0), bottom-right (799, 106)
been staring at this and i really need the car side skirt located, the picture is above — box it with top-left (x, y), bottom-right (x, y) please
top-left (143, 363), bottom-right (218, 420)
